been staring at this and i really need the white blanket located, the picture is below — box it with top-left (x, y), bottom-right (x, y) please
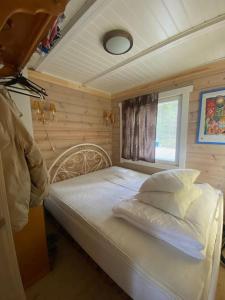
top-left (113, 184), bottom-right (220, 259)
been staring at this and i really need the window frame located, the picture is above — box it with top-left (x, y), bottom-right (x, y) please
top-left (120, 86), bottom-right (193, 169)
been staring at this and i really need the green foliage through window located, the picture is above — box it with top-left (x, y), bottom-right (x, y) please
top-left (155, 99), bottom-right (179, 162)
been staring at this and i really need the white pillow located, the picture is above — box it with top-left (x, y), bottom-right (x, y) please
top-left (139, 169), bottom-right (200, 193)
top-left (113, 184), bottom-right (220, 259)
top-left (137, 185), bottom-right (202, 219)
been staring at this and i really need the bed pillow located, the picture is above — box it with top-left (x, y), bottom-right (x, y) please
top-left (139, 169), bottom-right (200, 193)
top-left (137, 185), bottom-right (202, 219)
top-left (113, 184), bottom-right (220, 259)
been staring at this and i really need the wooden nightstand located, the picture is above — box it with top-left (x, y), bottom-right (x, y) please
top-left (13, 206), bottom-right (50, 288)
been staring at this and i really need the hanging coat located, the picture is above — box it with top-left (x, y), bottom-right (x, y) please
top-left (0, 88), bottom-right (49, 231)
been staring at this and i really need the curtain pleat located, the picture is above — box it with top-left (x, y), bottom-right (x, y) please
top-left (122, 93), bottom-right (158, 163)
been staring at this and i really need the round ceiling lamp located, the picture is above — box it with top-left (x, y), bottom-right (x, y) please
top-left (103, 30), bottom-right (133, 55)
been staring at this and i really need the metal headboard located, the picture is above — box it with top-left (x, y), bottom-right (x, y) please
top-left (48, 143), bottom-right (112, 183)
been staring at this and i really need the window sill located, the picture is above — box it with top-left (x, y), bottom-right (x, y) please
top-left (120, 158), bottom-right (179, 170)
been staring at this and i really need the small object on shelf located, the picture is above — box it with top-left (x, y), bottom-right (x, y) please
top-left (38, 13), bottom-right (65, 55)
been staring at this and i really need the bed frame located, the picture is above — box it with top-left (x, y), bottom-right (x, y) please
top-left (48, 143), bottom-right (112, 183)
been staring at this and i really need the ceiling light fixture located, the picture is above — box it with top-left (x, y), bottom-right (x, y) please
top-left (103, 30), bottom-right (133, 55)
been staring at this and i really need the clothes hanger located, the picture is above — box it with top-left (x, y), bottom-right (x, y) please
top-left (0, 73), bottom-right (48, 99)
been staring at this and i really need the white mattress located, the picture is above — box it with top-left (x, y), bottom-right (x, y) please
top-left (45, 166), bottom-right (223, 300)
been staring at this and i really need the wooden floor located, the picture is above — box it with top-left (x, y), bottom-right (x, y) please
top-left (26, 215), bottom-right (225, 300)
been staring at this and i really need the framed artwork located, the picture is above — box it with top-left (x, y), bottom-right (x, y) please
top-left (197, 88), bottom-right (225, 144)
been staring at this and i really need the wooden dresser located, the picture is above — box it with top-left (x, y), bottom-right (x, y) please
top-left (13, 206), bottom-right (49, 288)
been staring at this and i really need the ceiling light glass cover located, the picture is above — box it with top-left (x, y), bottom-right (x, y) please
top-left (103, 30), bottom-right (133, 55)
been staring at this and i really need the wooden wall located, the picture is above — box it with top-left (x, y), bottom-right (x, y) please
top-left (112, 69), bottom-right (225, 192)
top-left (29, 64), bottom-right (225, 193)
top-left (29, 74), bottom-right (112, 169)
top-left (187, 71), bottom-right (225, 191)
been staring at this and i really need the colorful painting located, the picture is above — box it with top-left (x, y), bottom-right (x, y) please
top-left (197, 88), bottom-right (225, 144)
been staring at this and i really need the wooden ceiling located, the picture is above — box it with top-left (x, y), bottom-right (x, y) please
top-left (36, 0), bottom-right (225, 94)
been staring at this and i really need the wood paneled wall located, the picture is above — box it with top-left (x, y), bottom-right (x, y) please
top-left (112, 70), bottom-right (225, 192)
top-left (29, 74), bottom-right (112, 169)
top-left (186, 71), bottom-right (225, 191)
top-left (29, 66), bottom-right (225, 193)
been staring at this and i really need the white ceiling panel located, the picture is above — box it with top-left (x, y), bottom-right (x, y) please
top-left (88, 24), bottom-right (225, 93)
top-left (61, 0), bottom-right (88, 29)
top-left (38, 0), bottom-right (171, 81)
top-left (37, 0), bottom-right (225, 94)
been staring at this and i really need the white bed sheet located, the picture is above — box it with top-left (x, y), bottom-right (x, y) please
top-left (45, 166), bottom-right (223, 300)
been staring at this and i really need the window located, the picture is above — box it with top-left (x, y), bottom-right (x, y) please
top-left (155, 97), bottom-right (181, 164)
top-left (120, 86), bottom-right (193, 169)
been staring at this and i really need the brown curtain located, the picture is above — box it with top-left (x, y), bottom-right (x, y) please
top-left (122, 93), bottom-right (158, 163)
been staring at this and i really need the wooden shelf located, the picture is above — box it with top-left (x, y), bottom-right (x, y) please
top-left (0, 0), bottom-right (68, 77)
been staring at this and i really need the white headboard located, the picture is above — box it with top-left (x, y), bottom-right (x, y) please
top-left (48, 143), bottom-right (112, 183)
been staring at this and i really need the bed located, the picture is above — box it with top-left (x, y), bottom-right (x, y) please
top-left (45, 143), bottom-right (223, 300)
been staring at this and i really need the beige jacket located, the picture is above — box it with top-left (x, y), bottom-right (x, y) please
top-left (0, 89), bottom-right (49, 231)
